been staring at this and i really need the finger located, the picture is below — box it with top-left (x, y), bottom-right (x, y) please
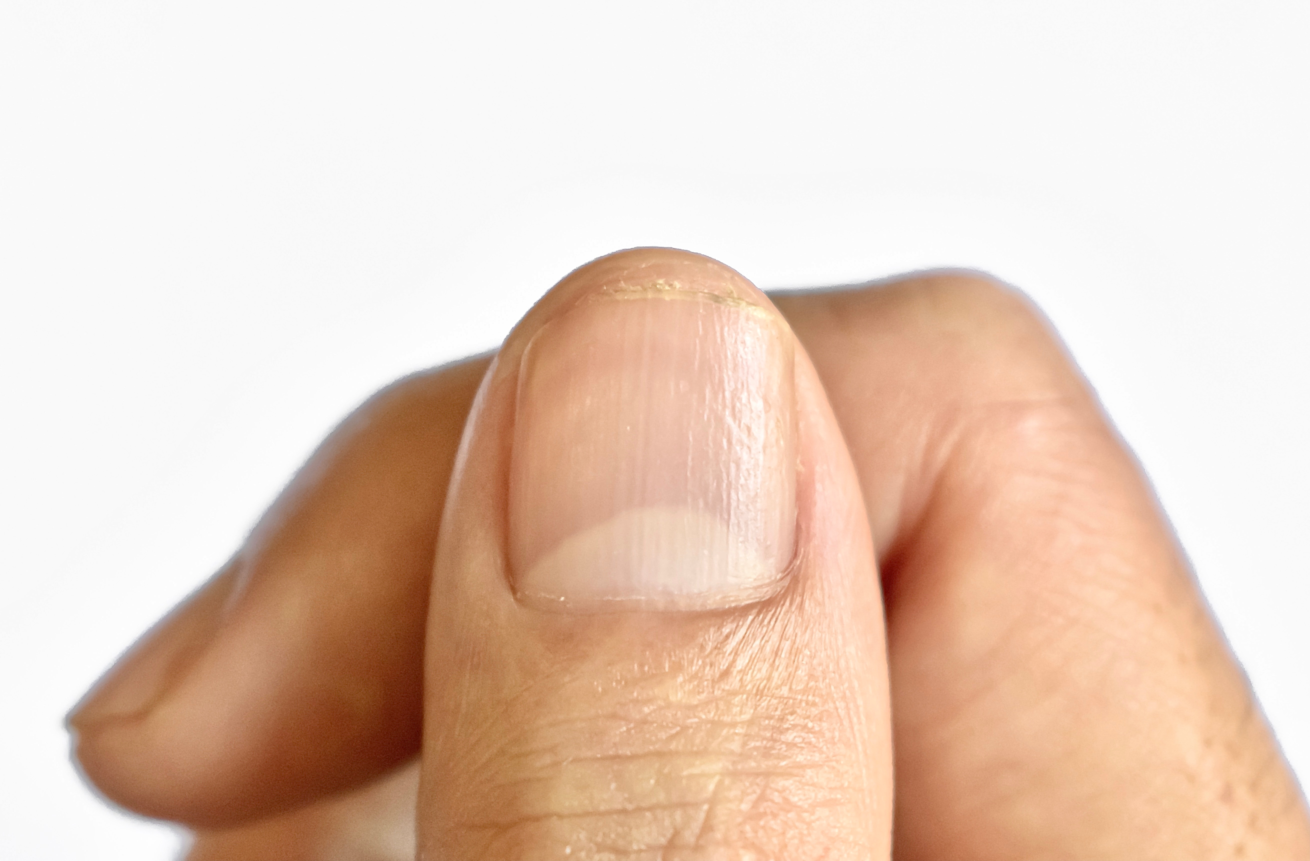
top-left (775, 276), bottom-right (1310, 859)
top-left (74, 263), bottom-right (1310, 856)
top-left (69, 356), bottom-right (489, 826)
top-left (418, 249), bottom-right (893, 858)
top-left (184, 762), bottom-right (418, 861)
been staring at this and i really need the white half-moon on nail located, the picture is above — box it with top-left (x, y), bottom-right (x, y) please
top-left (516, 505), bottom-right (788, 611)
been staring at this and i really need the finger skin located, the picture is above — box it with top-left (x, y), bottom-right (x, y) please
top-left (777, 274), bottom-right (1310, 858)
top-left (184, 762), bottom-right (418, 861)
top-left (418, 249), bottom-right (892, 859)
top-left (70, 357), bottom-right (490, 826)
top-left (72, 260), bottom-right (1310, 857)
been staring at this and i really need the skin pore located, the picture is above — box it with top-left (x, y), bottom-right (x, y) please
top-left (70, 250), bottom-right (1310, 859)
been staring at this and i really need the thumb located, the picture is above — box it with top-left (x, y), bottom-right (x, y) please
top-left (419, 248), bottom-right (893, 859)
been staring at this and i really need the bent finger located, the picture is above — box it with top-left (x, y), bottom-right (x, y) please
top-left (70, 357), bottom-right (488, 825)
top-left (777, 276), bottom-right (1310, 858)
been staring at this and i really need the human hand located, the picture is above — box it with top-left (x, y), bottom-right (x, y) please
top-left (69, 249), bottom-right (1310, 859)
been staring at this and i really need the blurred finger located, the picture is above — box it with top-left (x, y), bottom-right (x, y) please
top-left (69, 357), bottom-right (488, 825)
top-left (184, 762), bottom-right (418, 861)
top-left (777, 275), bottom-right (1310, 858)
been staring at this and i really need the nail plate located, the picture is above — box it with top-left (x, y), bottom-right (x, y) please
top-left (508, 290), bottom-right (796, 610)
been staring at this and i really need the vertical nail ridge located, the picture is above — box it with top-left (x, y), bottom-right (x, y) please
top-left (508, 291), bottom-right (796, 611)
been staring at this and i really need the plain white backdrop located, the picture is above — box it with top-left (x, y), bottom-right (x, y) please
top-left (2, 2), bottom-right (1308, 857)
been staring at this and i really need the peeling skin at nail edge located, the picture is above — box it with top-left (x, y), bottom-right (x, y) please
top-left (582, 281), bottom-right (782, 323)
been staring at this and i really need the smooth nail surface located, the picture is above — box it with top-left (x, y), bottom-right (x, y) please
top-left (508, 290), bottom-right (796, 610)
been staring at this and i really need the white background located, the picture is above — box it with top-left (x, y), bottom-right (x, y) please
top-left (2, 2), bottom-right (1308, 857)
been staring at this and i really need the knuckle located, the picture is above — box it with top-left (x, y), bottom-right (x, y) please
top-left (872, 269), bottom-right (1056, 353)
top-left (873, 270), bottom-right (1090, 409)
top-left (796, 268), bottom-right (1075, 398)
top-left (899, 268), bottom-right (1035, 322)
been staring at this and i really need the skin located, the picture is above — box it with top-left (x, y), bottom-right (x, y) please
top-left (69, 249), bottom-right (1310, 859)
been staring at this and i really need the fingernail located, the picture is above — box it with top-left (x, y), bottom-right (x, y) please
top-left (508, 290), bottom-right (796, 610)
top-left (67, 560), bottom-right (238, 729)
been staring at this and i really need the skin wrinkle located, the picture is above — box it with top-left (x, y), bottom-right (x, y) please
top-left (535, 778), bottom-right (847, 860)
top-left (460, 800), bottom-right (724, 829)
top-left (482, 713), bottom-right (771, 773)
top-left (887, 400), bottom-right (1136, 709)
top-left (468, 797), bottom-right (751, 860)
top-left (896, 533), bottom-right (1158, 749)
top-left (688, 771), bottom-right (722, 852)
top-left (954, 404), bottom-right (1203, 707)
top-left (439, 606), bottom-right (858, 857)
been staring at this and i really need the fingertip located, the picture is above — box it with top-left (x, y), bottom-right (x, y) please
top-left (68, 357), bottom-right (490, 826)
top-left (68, 561), bottom-right (240, 735)
top-left (419, 248), bottom-right (894, 858)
